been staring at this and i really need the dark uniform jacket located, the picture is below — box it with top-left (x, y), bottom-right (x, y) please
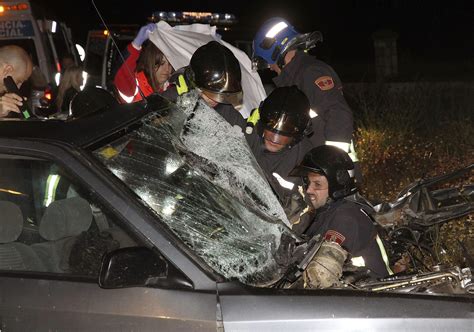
top-left (301, 199), bottom-right (391, 278)
top-left (273, 51), bottom-right (354, 145)
top-left (245, 131), bottom-right (324, 218)
top-left (161, 74), bottom-right (246, 129)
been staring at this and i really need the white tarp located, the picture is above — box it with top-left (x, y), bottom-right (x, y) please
top-left (149, 21), bottom-right (266, 118)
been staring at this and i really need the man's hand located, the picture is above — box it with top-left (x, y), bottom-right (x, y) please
top-left (0, 93), bottom-right (23, 118)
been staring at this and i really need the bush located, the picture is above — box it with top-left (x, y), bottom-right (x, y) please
top-left (345, 81), bottom-right (474, 268)
top-left (345, 81), bottom-right (474, 201)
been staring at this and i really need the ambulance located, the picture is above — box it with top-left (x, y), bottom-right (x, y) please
top-left (0, 1), bottom-right (82, 114)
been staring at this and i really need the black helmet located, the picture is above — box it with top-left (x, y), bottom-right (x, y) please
top-left (289, 145), bottom-right (356, 199)
top-left (259, 86), bottom-right (311, 145)
top-left (186, 41), bottom-right (242, 108)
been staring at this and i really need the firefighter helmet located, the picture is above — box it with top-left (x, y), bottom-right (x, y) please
top-left (252, 17), bottom-right (323, 70)
top-left (289, 145), bottom-right (356, 199)
top-left (185, 41), bottom-right (242, 108)
top-left (259, 86), bottom-right (311, 146)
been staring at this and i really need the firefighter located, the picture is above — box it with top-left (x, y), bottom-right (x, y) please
top-left (289, 145), bottom-right (392, 288)
top-left (245, 85), bottom-right (322, 222)
top-left (162, 41), bottom-right (246, 128)
top-left (252, 18), bottom-right (361, 182)
top-left (114, 23), bottom-right (173, 103)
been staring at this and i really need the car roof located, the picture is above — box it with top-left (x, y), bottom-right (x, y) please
top-left (0, 95), bottom-right (170, 148)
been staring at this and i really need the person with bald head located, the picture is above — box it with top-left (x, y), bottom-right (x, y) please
top-left (0, 45), bottom-right (33, 118)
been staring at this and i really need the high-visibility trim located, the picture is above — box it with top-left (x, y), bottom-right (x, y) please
top-left (54, 72), bottom-right (61, 86)
top-left (309, 109), bottom-right (318, 118)
top-left (118, 84), bottom-right (139, 104)
top-left (265, 22), bottom-right (288, 38)
top-left (325, 140), bottom-right (359, 162)
top-left (325, 140), bottom-right (350, 152)
top-left (245, 108), bottom-right (260, 134)
top-left (351, 256), bottom-right (366, 267)
top-left (44, 174), bottom-right (60, 207)
top-left (247, 108), bottom-right (260, 126)
top-left (176, 75), bottom-right (189, 95)
top-left (272, 172), bottom-right (295, 190)
top-left (80, 71), bottom-right (88, 91)
top-left (349, 140), bottom-right (359, 162)
top-left (376, 234), bottom-right (394, 275)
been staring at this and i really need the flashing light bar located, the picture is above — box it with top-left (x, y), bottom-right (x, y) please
top-left (0, 3), bottom-right (29, 13)
top-left (183, 11), bottom-right (213, 19)
top-left (151, 11), bottom-right (237, 25)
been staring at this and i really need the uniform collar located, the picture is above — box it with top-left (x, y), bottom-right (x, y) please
top-left (315, 197), bottom-right (345, 215)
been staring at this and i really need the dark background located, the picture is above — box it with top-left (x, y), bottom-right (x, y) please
top-left (37, 0), bottom-right (474, 81)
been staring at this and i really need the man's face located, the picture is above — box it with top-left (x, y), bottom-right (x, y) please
top-left (305, 172), bottom-right (329, 210)
top-left (263, 129), bottom-right (293, 152)
top-left (269, 50), bottom-right (296, 75)
top-left (14, 60), bottom-right (33, 89)
top-left (0, 60), bottom-right (33, 93)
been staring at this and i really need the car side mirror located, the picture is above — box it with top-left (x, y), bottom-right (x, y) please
top-left (99, 247), bottom-right (192, 290)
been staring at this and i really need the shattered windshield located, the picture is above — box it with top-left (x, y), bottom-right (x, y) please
top-left (94, 92), bottom-right (292, 286)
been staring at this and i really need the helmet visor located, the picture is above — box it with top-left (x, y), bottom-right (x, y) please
top-left (288, 165), bottom-right (324, 178)
top-left (201, 88), bottom-right (243, 108)
top-left (264, 113), bottom-right (304, 137)
top-left (263, 129), bottom-right (294, 147)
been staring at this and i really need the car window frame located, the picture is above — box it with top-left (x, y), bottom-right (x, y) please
top-left (0, 138), bottom-right (218, 290)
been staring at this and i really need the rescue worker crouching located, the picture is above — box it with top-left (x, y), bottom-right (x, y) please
top-left (252, 18), bottom-right (362, 184)
top-left (289, 145), bottom-right (393, 288)
top-left (162, 41), bottom-right (246, 128)
top-left (245, 85), bottom-right (323, 223)
top-left (114, 23), bottom-right (173, 103)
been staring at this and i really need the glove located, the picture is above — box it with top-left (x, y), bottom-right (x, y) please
top-left (304, 241), bottom-right (347, 289)
top-left (132, 23), bottom-right (156, 49)
top-left (274, 233), bottom-right (297, 268)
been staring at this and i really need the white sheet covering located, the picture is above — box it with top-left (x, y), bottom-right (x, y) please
top-left (149, 21), bottom-right (266, 118)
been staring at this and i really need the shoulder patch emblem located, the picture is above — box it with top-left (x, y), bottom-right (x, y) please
top-left (315, 76), bottom-right (335, 91)
top-left (324, 230), bottom-right (346, 245)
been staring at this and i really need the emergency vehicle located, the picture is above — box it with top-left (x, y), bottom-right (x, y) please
top-left (0, 1), bottom-right (82, 113)
top-left (84, 25), bottom-right (136, 91)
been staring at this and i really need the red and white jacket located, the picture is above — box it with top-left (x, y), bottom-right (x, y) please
top-left (114, 43), bottom-right (169, 103)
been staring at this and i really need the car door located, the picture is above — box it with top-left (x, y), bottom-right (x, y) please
top-left (0, 140), bottom-right (218, 331)
top-left (217, 281), bottom-right (473, 331)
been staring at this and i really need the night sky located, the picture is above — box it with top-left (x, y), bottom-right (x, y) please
top-left (38, 0), bottom-right (473, 80)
